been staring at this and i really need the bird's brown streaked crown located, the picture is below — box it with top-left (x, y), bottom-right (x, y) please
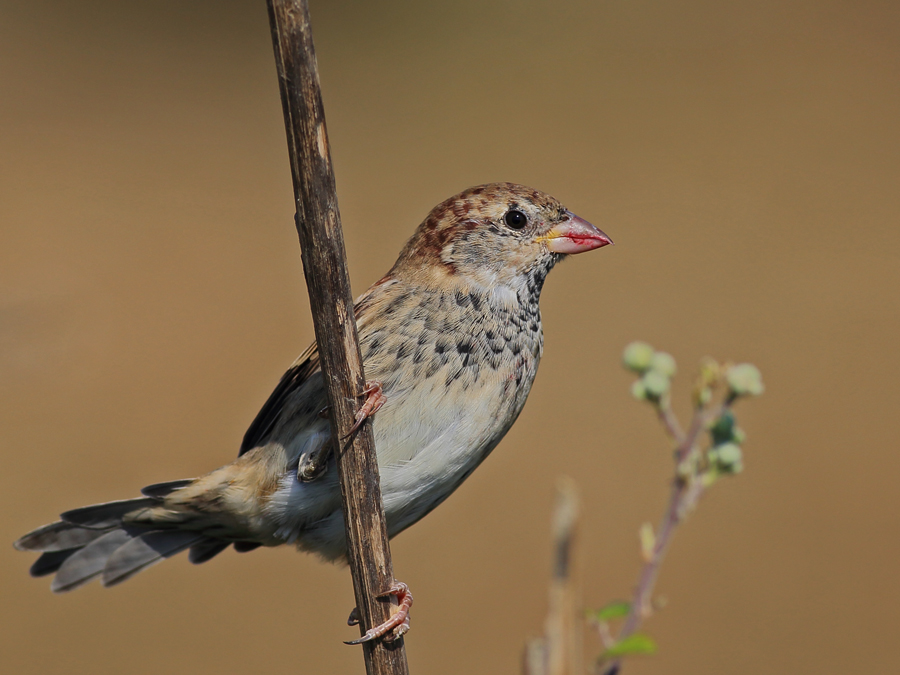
top-left (391, 182), bottom-right (573, 284)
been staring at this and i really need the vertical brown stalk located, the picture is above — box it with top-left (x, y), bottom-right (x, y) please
top-left (525, 479), bottom-right (581, 675)
top-left (265, 2), bottom-right (410, 674)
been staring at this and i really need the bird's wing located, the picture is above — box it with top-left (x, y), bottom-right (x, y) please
top-left (239, 343), bottom-right (321, 456)
top-left (238, 275), bottom-right (399, 458)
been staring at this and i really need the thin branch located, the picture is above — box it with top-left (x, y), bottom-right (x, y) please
top-left (656, 402), bottom-right (685, 444)
top-left (601, 399), bottom-right (733, 675)
top-left (265, 2), bottom-right (409, 674)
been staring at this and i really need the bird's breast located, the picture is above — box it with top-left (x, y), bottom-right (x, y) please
top-left (358, 286), bottom-right (544, 532)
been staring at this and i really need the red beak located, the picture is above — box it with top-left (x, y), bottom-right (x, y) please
top-left (544, 212), bottom-right (613, 254)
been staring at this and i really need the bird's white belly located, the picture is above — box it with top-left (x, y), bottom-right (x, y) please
top-left (269, 334), bottom-right (538, 559)
top-left (375, 363), bottom-right (531, 535)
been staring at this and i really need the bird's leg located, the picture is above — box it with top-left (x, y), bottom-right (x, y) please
top-left (344, 581), bottom-right (413, 645)
top-left (342, 380), bottom-right (386, 439)
top-left (297, 445), bottom-right (332, 482)
top-left (296, 408), bottom-right (335, 482)
top-left (306, 382), bottom-right (383, 477)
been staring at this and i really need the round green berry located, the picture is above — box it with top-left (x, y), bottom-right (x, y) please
top-left (714, 442), bottom-right (744, 473)
top-left (649, 351), bottom-right (677, 377)
top-left (641, 370), bottom-right (670, 399)
top-left (726, 363), bottom-right (764, 397)
top-left (622, 342), bottom-right (655, 373)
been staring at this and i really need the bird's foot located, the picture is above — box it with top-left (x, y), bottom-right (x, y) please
top-left (342, 381), bottom-right (386, 439)
top-left (344, 581), bottom-right (413, 645)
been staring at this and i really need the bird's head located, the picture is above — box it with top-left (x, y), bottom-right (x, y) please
top-left (392, 183), bottom-right (612, 292)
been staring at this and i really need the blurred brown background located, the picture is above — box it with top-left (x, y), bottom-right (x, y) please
top-left (2, 1), bottom-right (898, 674)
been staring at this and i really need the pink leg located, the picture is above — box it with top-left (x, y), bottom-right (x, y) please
top-left (342, 381), bottom-right (387, 439)
top-left (345, 581), bottom-right (413, 645)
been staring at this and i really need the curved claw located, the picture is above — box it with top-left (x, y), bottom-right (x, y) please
top-left (342, 381), bottom-right (387, 440)
top-left (344, 633), bottom-right (377, 646)
top-left (344, 581), bottom-right (413, 646)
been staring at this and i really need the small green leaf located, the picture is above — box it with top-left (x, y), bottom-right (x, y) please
top-left (709, 411), bottom-right (736, 445)
top-left (591, 601), bottom-right (632, 621)
top-left (603, 633), bottom-right (658, 658)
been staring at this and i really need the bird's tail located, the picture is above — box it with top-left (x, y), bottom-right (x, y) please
top-left (14, 479), bottom-right (239, 592)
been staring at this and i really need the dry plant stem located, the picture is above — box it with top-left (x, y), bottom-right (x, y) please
top-left (265, 2), bottom-right (409, 674)
top-left (547, 480), bottom-right (581, 675)
top-left (602, 401), bottom-right (730, 675)
top-left (526, 479), bottom-right (581, 675)
top-left (524, 639), bottom-right (549, 675)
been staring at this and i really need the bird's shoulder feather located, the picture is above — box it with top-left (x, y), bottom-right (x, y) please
top-left (238, 275), bottom-right (400, 457)
top-left (238, 343), bottom-right (320, 456)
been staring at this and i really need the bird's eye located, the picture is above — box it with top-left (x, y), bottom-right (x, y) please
top-left (504, 210), bottom-right (527, 229)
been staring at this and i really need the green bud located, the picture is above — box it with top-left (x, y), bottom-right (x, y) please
top-left (700, 470), bottom-right (719, 487)
top-left (641, 370), bottom-right (670, 399)
top-left (622, 342), bottom-right (655, 373)
top-left (726, 363), bottom-right (764, 397)
top-left (631, 380), bottom-right (648, 400)
top-left (695, 386), bottom-right (712, 407)
top-left (732, 427), bottom-right (746, 444)
top-left (698, 357), bottom-right (721, 385)
top-left (649, 351), bottom-right (677, 377)
top-left (712, 442), bottom-right (743, 473)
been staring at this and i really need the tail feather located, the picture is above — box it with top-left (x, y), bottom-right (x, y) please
top-left (18, 479), bottom-right (265, 591)
top-left (140, 479), bottom-right (195, 499)
top-left (52, 529), bottom-right (134, 593)
top-left (30, 549), bottom-right (80, 577)
top-left (233, 541), bottom-right (262, 553)
top-left (15, 521), bottom-right (112, 552)
top-left (102, 531), bottom-right (203, 587)
top-left (189, 539), bottom-right (230, 564)
top-left (60, 498), bottom-right (155, 529)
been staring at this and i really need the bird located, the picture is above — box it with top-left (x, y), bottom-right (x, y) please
top-left (15, 182), bottom-right (612, 641)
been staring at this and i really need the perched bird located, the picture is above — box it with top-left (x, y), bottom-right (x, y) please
top-left (15, 182), bottom-right (611, 638)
